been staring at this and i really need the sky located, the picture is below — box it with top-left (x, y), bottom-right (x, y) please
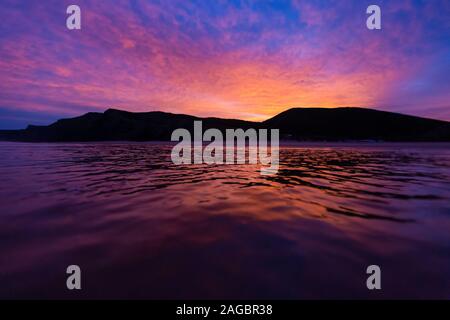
top-left (0, 0), bottom-right (449, 129)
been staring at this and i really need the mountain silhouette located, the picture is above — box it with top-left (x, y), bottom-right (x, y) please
top-left (1, 107), bottom-right (450, 142)
top-left (263, 107), bottom-right (450, 141)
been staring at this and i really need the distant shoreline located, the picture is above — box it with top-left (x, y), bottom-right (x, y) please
top-left (1, 140), bottom-right (450, 149)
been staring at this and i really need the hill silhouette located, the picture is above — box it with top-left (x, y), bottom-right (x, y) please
top-left (263, 107), bottom-right (450, 141)
top-left (1, 107), bottom-right (450, 142)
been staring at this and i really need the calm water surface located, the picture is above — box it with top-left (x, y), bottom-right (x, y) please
top-left (0, 142), bottom-right (449, 299)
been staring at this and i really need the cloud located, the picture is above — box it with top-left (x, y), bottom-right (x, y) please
top-left (0, 0), bottom-right (449, 128)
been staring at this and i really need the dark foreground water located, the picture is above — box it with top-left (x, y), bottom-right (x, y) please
top-left (0, 142), bottom-right (449, 299)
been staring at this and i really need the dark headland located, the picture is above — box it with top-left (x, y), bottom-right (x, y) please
top-left (1, 107), bottom-right (450, 142)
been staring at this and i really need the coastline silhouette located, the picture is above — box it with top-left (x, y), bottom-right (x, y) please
top-left (1, 107), bottom-right (450, 142)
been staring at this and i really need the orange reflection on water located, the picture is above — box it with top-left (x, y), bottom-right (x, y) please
top-left (0, 142), bottom-right (449, 299)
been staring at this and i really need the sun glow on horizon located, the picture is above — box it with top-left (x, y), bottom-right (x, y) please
top-left (0, 0), bottom-right (449, 128)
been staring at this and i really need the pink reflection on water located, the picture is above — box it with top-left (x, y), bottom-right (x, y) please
top-left (0, 142), bottom-right (449, 298)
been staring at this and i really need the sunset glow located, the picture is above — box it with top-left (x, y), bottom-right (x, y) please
top-left (0, 0), bottom-right (449, 128)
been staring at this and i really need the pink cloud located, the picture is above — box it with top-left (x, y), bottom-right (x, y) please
top-left (0, 0), bottom-right (448, 127)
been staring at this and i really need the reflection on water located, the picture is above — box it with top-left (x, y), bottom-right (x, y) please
top-left (0, 142), bottom-right (449, 299)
